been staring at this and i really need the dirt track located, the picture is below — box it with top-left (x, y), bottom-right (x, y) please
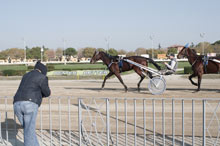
top-left (45, 74), bottom-right (220, 98)
top-left (1, 73), bottom-right (219, 98)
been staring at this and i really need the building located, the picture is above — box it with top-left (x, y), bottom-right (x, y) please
top-left (69, 56), bottom-right (78, 62)
top-left (141, 54), bottom-right (149, 58)
top-left (157, 54), bottom-right (167, 59)
top-left (118, 54), bottom-right (126, 58)
top-left (207, 53), bottom-right (216, 57)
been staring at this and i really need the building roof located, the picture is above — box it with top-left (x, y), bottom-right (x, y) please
top-left (167, 45), bottom-right (184, 48)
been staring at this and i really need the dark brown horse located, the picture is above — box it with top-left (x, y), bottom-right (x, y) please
top-left (177, 46), bottom-right (220, 91)
top-left (90, 51), bottom-right (161, 92)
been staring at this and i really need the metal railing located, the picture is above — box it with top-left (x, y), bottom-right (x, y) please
top-left (0, 96), bottom-right (220, 146)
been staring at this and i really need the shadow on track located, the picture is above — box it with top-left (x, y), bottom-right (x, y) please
top-left (64, 87), bottom-right (153, 95)
top-left (1, 118), bottom-right (23, 146)
top-left (166, 88), bottom-right (220, 93)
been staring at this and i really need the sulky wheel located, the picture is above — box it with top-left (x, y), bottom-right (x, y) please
top-left (148, 76), bottom-right (166, 95)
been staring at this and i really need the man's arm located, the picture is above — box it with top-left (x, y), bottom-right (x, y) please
top-left (40, 76), bottom-right (51, 97)
top-left (164, 60), bottom-right (175, 70)
top-left (170, 60), bottom-right (176, 70)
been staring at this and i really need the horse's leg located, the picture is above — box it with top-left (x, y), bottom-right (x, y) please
top-left (189, 73), bottom-right (198, 86)
top-left (114, 73), bottom-right (128, 92)
top-left (147, 72), bottom-right (153, 79)
top-left (137, 75), bottom-right (145, 92)
top-left (102, 72), bottom-right (114, 89)
top-left (134, 68), bottom-right (150, 92)
top-left (197, 74), bottom-right (202, 91)
top-left (138, 72), bottom-right (155, 91)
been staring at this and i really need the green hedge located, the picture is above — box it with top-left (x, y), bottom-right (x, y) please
top-left (27, 66), bottom-right (34, 70)
top-left (53, 64), bottom-right (106, 71)
top-left (184, 66), bottom-right (193, 74)
top-left (28, 65), bottom-right (55, 71)
top-left (46, 65), bottom-right (55, 72)
top-left (61, 68), bottom-right (72, 71)
top-left (3, 70), bottom-right (27, 76)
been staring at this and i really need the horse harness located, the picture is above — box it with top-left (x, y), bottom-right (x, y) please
top-left (184, 47), bottom-right (208, 73)
top-left (202, 55), bottom-right (209, 73)
top-left (190, 56), bottom-right (209, 73)
top-left (192, 55), bottom-right (220, 73)
top-left (108, 56), bottom-right (131, 72)
top-left (191, 57), bottom-right (199, 67)
top-left (184, 47), bottom-right (198, 67)
top-left (108, 56), bottom-right (123, 72)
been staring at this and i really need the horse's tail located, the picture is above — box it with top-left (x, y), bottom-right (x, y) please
top-left (146, 58), bottom-right (161, 70)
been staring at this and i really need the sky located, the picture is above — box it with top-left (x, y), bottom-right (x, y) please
top-left (0, 0), bottom-right (220, 51)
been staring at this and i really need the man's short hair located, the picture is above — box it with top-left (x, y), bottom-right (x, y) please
top-left (167, 53), bottom-right (175, 57)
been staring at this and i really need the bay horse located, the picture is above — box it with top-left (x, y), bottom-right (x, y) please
top-left (90, 51), bottom-right (161, 92)
top-left (177, 46), bottom-right (220, 91)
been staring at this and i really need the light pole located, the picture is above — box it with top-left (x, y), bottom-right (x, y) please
top-left (105, 36), bottom-right (110, 53)
top-left (200, 33), bottom-right (205, 55)
top-left (149, 35), bottom-right (154, 59)
top-left (41, 47), bottom-right (43, 62)
top-left (23, 38), bottom-right (26, 62)
top-left (63, 39), bottom-right (66, 65)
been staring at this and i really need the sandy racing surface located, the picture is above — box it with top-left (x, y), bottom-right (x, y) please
top-left (1, 73), bottom-right (219, 98)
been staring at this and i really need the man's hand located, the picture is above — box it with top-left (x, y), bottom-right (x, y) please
top-left (163, 62), bottom-right (168, 66)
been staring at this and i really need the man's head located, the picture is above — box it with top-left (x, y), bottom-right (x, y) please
top-left (168, 53), bottom-right (175, 59)
top-left (34, 61), bottom-right (47, 75)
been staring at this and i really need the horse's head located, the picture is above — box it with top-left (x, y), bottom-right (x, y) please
top-left (177, 44), bottom-right (190, 59)
top-left (90, 51), bottom-right (101, 64)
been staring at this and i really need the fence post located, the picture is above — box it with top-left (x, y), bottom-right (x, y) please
top-left (14, 114), bottom-right (17, 146)
top-left (125, 99), bottom-right (127, 146)
top-left (134, 99), bottom-right (136, 146)
top-left (153, 99), bottom-right (155, 146)
top-left (40, 105), bottom-right (43, 145)
top-left (162, 99), bottom-right (165, 146)
top-left (0, 112), bottom-right (2, 141)
top-left (203, 100), bottom-right (206, 146)
top-left (182, 99), bottom-right (184, 146)
top-left (106, 98), bottom-right (110, 146)
top-left (172, 99), bottom-right (175, 146)
top-left (192, 100), bottom-right (194, 146)
top-left (68, 97), bottom-right (72, 146)
top-left (143, 99), bottom-right (146, 146)
top-left (49, 97), bottom-right (52, 146)
top-left (5, 96), bottom-right (8, 142)
top-left (78, 98), bottom-right (82, 146)
top-left (115, 99), bottom-right (118, 146)
top-left (59, 97), bottom-right (62, 146)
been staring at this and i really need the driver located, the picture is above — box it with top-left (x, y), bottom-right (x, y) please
top-left (162, 53), bottom-right (178, 75)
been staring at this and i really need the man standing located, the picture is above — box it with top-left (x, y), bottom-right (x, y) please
top-left (13, 61), bottom-right (51, 146)
top-left (162, 53), bottom-right (178, 75)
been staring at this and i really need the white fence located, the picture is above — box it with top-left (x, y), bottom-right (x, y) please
top-left (0, 97), bottom-right (220, 146)
top-left (0, 59), bottom-right (189, 65)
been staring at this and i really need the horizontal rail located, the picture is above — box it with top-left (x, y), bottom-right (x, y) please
top-left (0, 59), bottom-right (189, 66)
top-left (1, 96), bottom-right (220, 100)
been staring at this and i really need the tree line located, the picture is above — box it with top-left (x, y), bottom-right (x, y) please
top-left (0, 40), bottom-right (220, 61)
